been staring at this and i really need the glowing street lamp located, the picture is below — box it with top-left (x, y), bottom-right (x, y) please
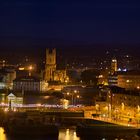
top-left (76, 95), bottom-right (80, 105)
top-left (28, 65), bottom-right (33, 76)
top-left (29, 65), bottom-right (33, 70)
top-left (67, 92), bottom-right (70, 96)
top-left (66, 90), bottom-right (79, 105)
top-left (74, 90), bottom-right (77, 93)
top-left (72, 90), bottom-right (79, 105)
top-left (77, 95), bottom-right (80, 98)
top-left (121, 103), bottom-right (125, 111)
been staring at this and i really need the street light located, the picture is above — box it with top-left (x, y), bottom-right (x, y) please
top-left (66, 90), bottom-right (79, 105)
top-left (121, 102), bottom-right (125, 111)
top-left (74, 90), bottom-right (77, 94)
top-left (67, 92), bottom-right (70, 96)
top-left (108, 90), bottom-right (113, 119)
top-left (73, 90), bottom-right (79, 105)
top-left (77, 95), bottom-right (80, 98)
top-left (29, 65), bottom-right (33, 70)
top-left (28, 65), bottom-right (33, 76)
top-left (76, 95), bottom-right (80, 105)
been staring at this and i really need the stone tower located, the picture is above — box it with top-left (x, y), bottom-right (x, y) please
top-left (111, 57), bottom-right (117, 75)
top-left (45, 48), bottom-right (56, 81)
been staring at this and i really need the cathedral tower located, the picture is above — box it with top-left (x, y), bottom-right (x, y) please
top-left (45, 48), bottom-right (56, 81)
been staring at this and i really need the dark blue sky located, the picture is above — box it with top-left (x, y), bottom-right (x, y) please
top-left (0, 0), bottom-right (140, 48)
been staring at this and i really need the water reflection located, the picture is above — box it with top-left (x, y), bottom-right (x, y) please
top-left (0, 127), bottom-right (139, 140)
top-left (59, 128), bottom-right (80, 140)
top-left (0, 127), bottom-right (80, 140)
top-left (0, 128), bottom-right (7, 140)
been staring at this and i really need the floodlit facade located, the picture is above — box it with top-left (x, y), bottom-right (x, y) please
top-left (117, 74), bottom-right (140, 90)
top-left (96, 86), bottom-right (140, 121)
top-left (13, 76), bottom-right (48, 92)
top-left (44, 48), bottom-right (68, 83)
top-left (0, 68), bottom-right (16, 90)
top-left (45, 48), bottom-right (56, 81)
top-left (7, 93), bottom-right (23, 106)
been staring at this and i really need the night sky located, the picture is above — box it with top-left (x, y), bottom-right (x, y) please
top-left (0, 0), bottom-right (140, 51)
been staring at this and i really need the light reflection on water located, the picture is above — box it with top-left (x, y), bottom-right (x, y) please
top-left (59, 129), bottom-right (80, 140)
top-left (0, 127), bottom-right (80, 140)
top-left (0, 127), bottom-right (139, 140)
top-left (0, 128), bottom-right (7, 140)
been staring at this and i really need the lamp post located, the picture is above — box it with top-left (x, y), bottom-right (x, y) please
top-left (136, 105), bottom-right (140, 127)
top-left (121, 102), bottom-right (125, 121)
top-left (66, 90), bottom-right (79, 105)
top-left (108, 90), bottom-right (113, 119)
top-left (72, 90), bottom-right (77, 105)
top-left (73, 90), bottom-right (80, 105)
top-left (75, 95), bottom-right (80, 105)
top-left (28, 65), bottom-right (33, 76)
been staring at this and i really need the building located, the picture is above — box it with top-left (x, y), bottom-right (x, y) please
top-left (108, 58), bottom-right (140, 90)
top-left (44, 48), bottom-right (68, 83)
top-left (108, 70), bottom-right (140, 90)
top-left (111, 57), bottom-right (117, 75)
top-left (108, 74), bottom-right (118, 86)
top-left (54, 70), bottom-right (67, 83)
top-left (0, 91), bottom-right (7, 103)
top-left (108, 58), bottom-right (118, 86)
top-left (0, 67), bottom-right (16, 90)
top-left (108, 87), bottom-right (140, 121)
top-left (117, 70), bottom-right (140, 90)
top-left (7, 92), bottom-right (23, 106)
top-left (96, 86), bottom-right (140, 121)
top-left (13, 76), bottom-right (48, 92)
top-left (45, 48), bottom-right (56, 81)
top-left (98, 69), bottom-right (110, 85)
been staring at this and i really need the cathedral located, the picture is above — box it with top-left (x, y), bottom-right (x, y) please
top-left (44, 48), bottom-right (68, 83)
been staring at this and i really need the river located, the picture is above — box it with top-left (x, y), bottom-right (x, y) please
top-left (0, 127), bottom-right (80, 140)
top-left (0, 127), bottom-right (138, 140)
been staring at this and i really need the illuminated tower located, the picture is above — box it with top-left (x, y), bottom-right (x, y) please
top-left (111, 57), bottom-right (117, 75)
top-left (45, 48), bottom-right (56, 81)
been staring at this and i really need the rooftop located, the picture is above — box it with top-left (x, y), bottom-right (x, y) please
top-left (14, 76), bottom-right (41, 82)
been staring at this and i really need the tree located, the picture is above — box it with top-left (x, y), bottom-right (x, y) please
top-left (81, 69), bottom-right (100, 85)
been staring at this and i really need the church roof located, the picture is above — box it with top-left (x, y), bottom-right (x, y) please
top-left (14, 76), bottom-right (41, 82)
